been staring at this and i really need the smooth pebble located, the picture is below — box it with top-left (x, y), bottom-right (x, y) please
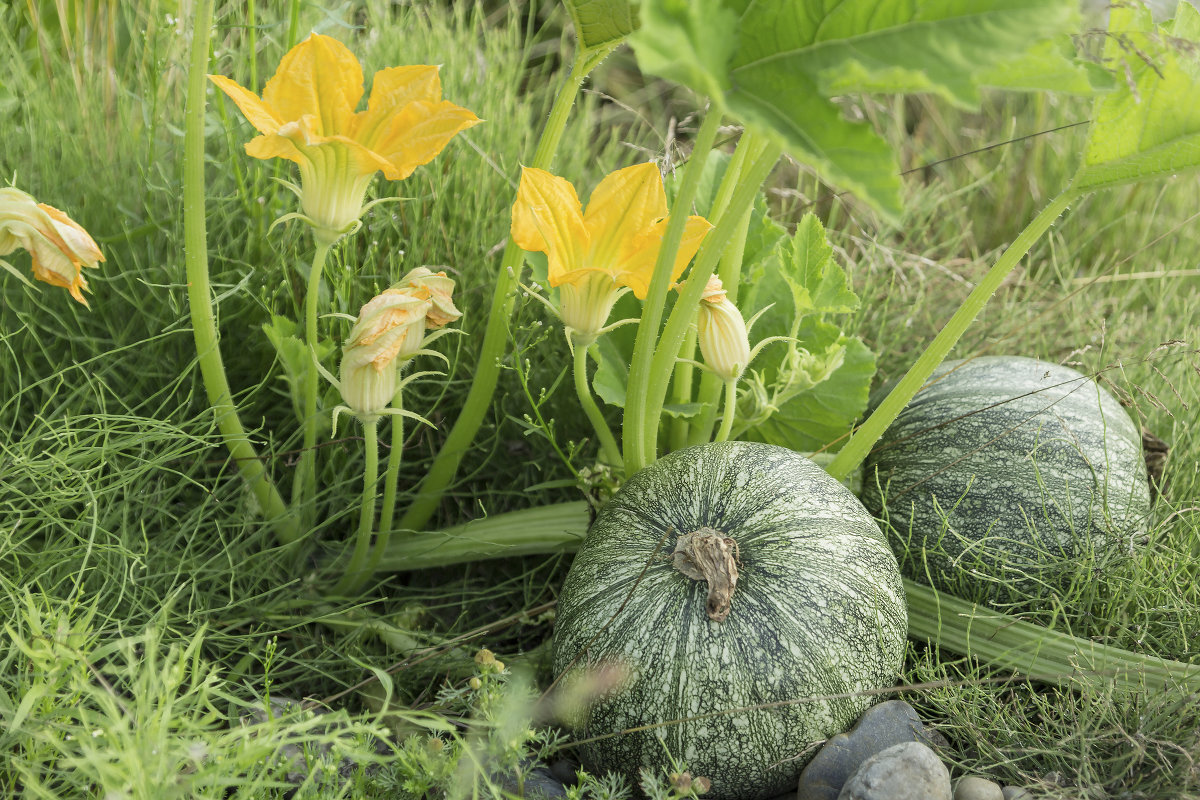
top-left (955, 776), bottom-right (1004, 800)
top-left (1002, 788), bottom-right (1034, 800)
top-left (835, 741), bottom-right (951, 800)
top-left (798, 700), bottom-right (943, 800)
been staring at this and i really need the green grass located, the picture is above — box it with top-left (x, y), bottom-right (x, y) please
top-left (3, 1), bottom-right (1200, 798)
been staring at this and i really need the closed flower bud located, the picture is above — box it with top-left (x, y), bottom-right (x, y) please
top-left (339, 287), bottom-right (431, 419)
top-left (696, 277), bottom-right (750, 382)
top-left (399, 266), bottom-right (461, 329)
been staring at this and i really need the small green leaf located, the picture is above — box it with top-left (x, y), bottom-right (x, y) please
top-left (662, 402), bottom-right (706, 419)
top-left (1073, 2), bottom-right (1200, 192)
top-left (564, 0), bottom-right (637, 54)
top-left (782, 214), bottom-right (860, 318)
top-left (591, 336), bottom-right (628, 409)
top-left (262, 315), bottom-right (335, 426)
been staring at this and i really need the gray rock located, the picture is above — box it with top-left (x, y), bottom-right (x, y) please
top-left (494, 763), bottom-right (568, 799)
top-left (1002, 788), bottom-right (1034, 800)
top-left (798, 700), bottom-right (943, 800)
top-left (835, 742), bottom-right (951, 800)
top-left (548, 758), bottom-right (579, 786)
top-left (955, 776), bottom-right (1004, 800)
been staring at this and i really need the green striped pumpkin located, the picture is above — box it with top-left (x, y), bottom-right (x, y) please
top-left (553, 442), bottom-right (907, 800)
top-left (861, 356), bottom-right (1151, 596)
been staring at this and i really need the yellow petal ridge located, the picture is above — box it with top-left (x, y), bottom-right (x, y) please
top-left (511, 168), bottom-right (588, 286)
top-left (583, 162), bottom-right (667, 273)
top-left (262, 33), bottom-right (364, 136)
top-left (208, 74), bottom-right (283, 135)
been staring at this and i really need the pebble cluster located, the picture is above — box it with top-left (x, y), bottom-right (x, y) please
top-left (515, 700), bottom-right (1043, 800)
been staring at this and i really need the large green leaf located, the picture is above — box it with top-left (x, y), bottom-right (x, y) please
top-left (563, 0), bottom-right (637, 54)
top-left (1073, 2), bottom-right (1200, 192)
top-left (631, 0), bottom-right (1084, 221)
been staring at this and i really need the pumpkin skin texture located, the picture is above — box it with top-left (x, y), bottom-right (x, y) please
top-left (861, 356), bottom-right (1150, 597)
top-left (553, 442), bottom-right (907, 800)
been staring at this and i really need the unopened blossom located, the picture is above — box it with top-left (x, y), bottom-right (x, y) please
top-left (697, 276), bottom-right (750, 382)
top-left (511, 162), bottom-right (712, 342)
top-left (339, 287), bottom-right (432, 419)
top-left (0, 188), bottom-right (103, 306)
top-left (397, 266), bottom-right (461, 329)
top-left (209, 33), bottom-right (480, 243)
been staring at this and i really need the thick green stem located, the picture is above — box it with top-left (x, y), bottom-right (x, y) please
top-left (397, 44), bottom-right (616, 533)
top-left (636, 143), bottom-right (783, 469)
top-left (183, 0), bottom-right (299, 544)
top-left (668, 327), bottom-right (698, 452)
top-left (363, 500), bottom-right (1200, 693)
top-left (714, 379), bottom-right (738, 443)
top-left (623, 112), bottom-right (724, 474)
top-left (826, 189), bottom-right (1081, 482)
top-left (572, 336), bottom-right (622, 466)
top-left (904, 578), bottom-right (1199, 693)
top-left (368, 501), bottom-right (591, 571)
top-left (294, 241), bottom-right (331, 519)
top-left (334, 418), bottom-right (380, 595)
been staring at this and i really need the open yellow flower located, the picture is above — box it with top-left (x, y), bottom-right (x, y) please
top-left (209, 33), bottom-right (480, 244)
top-left (511, 162), bottom-right (712, 341)
top-left (0, 188), bottom-right (103, 307)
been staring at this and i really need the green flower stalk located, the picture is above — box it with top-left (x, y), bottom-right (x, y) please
top-left (183, 0), bottom-right (298, 544)
top-left (208, 31), bottom-right (479, 520)
top-left (397, 39), bottom-right (622, 533)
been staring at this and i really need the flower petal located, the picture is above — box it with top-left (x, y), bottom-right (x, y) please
top-left (354, 65), bottom-right (444, 150)
top-left (617, 215), bottom-right (713, 299)
top-left (208, 74), bottom-right (283, 135)
top-left (511, 168), bottom-right (588, 287)
top-left (39, 204), bottom-right (104, 266)
top-left (582, 162), bottom-right (668, 275)
top-left (370, 100), bottom-right (480, 180)
top-left (244, 132), bottom-right (309, 164)
top-left (261, 33), bottom-right (364, 136)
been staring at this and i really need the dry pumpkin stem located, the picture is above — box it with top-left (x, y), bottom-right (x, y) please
top-left (672, 528), bottom-right (740, 623)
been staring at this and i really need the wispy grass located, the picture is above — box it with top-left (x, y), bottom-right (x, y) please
top-left (3, 1), bottom-right (1200, 798)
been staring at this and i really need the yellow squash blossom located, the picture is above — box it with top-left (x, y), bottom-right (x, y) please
top-left (339, 287), bottom-right (433, 420)
top-left (397, 266), bottom-right (461, 329)
top-left (696, 276), bottom-right (751, 382)
top-left (0, 188), bottom-right (103, 307)
top-left (511, 162), bottom-right (712, 342)
top-left (209, 33), bottom-right (480, 244)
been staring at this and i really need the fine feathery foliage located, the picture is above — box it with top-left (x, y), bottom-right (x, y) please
top-left (2, 1), bottom-right (1200, 798)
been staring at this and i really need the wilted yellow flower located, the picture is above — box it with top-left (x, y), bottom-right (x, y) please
top-left (397, 266), bottom-right (461, 329)
top-left (209, 33), bottom-right (480, 243)
top-left (696, 277), bottom-right (750, 382)
top-left (339, 287), bottom-right (432, 419)
top-left (0, 188), bottom-right (103, 306)
top-left (511, 163), bottom-right (712, 341)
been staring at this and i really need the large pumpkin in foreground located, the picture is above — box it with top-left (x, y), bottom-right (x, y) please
top-left (861, 356), bottom-right (1151, 597)
top-left (553, 442), bottom-right (907, 800)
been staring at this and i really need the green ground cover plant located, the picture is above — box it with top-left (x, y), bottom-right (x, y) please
top-left (2, 0), bottom-right (1199, 797)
